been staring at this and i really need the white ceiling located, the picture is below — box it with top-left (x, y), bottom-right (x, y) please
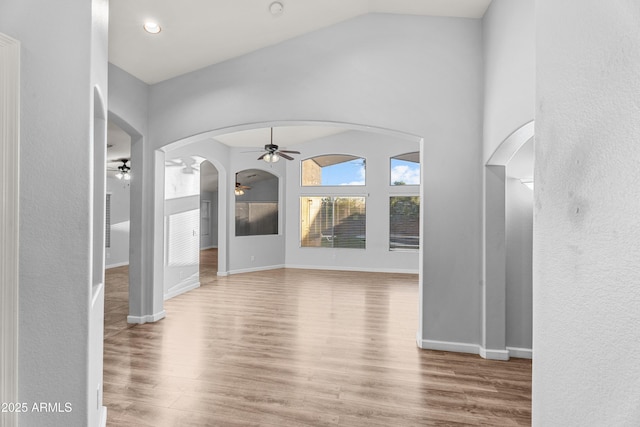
top-left (214, 125), bottom-right (347, 148)
top-left (109, 0), bottom-right (492, 84)
top-left (106, 0), bottom-right (526, 186)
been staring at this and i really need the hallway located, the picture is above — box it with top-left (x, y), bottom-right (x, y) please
top-left (103, 251), bottom-right (531, 426)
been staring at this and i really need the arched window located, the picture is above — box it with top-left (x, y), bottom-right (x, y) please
top-left (390, 152), bottom-right (420, 186)
top-left (235, 169), bottom-right (279, 236)
top-left (301, 154), bottom-right (365, 186)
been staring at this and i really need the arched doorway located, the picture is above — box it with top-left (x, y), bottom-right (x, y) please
top-left (152, 120), bottom-right (425, 339)
top-left (483, 121), bottom-right (534, 360)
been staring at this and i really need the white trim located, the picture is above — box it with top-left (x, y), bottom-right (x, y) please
top-left (286, 264), bottom-right (418, 275)
top-left (164, 281), bottom-right (200, 300)
top-left (416, 335), bottom-right (514, 361)
top-left (0, 33), bottom-right (20, 424)
top-left (127, 310), bottom-right (166, 324)
top-left (486, 121), bottom-right (535, 166)
top-left (480, 347), bottom-right (510, 361)
top-left (105, 261), bottom-right (129, 269)
top-left (217, 271), bottom-right (229, 277)
top-left (98, 406), bottom-right (107, 427)
top-left (200, 245), bottom-right (217, 250)
top-left (416, 337), bottom-right (481, 355)
top-left (507, 346), bottom-right (533, 359)
top-left (228, 264), bottom-right (285, 275)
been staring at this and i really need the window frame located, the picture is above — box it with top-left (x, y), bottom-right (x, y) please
top-left (300, 154), bottom-right (367, 187)
top-left (299, 194), bottom-right (367, 249)
top-left (388, 195), bottom-right (420, 252)
top-left (390, 152), bottom-right (420, 187)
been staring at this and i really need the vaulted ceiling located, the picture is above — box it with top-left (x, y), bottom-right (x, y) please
top-left (109, 0), bottom-right (492, 84)
top-left (106, 1), bottom-right (522, 180)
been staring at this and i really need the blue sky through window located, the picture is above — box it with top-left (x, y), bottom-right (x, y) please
top-left (321, 159), bottom-right (366, 185)
top-left (390, 159), bottom-right (420, 185)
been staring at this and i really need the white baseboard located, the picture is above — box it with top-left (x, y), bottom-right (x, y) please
top-left (507, 346), bottom-right (533, 359)
top-left (286, 264), bottom-right (418, 275)
top-left (417, 335), bottom-right (518, 361)
top-left (228, 264), bottom-right (285, 275)
top-left (200, 245), bottom-right (217, 250)
top-left (105, 261), bottom-right (129, 269)
top-left (417, 337), bottom-right (481, 355)
top-left (480, 347), bottom-right (510, 361)
top-left (98, 406), bottom-right (107, 427)
top-left (217, 271), bottom-right (229, 277)
top-left (164, 281), bottom-right (200, 300)
top-left (127, 310), bottom-right (166, 324)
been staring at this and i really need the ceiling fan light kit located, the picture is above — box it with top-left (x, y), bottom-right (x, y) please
top-left (257, 128), bottom-right (300, 163)
top-left (263, 151), bottom-right (280, 163)
top-left (114, 159), bottom-right (131, 180)
top-left (234, 173), bottom-right (251, 196)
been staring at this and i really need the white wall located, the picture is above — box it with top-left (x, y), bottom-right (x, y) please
top-left (534, 1), bottom-right (640, 424)
top-left (227, 149), bottom-right (287, 274)
top-left (107, 64), bottom-right (163, 323)
top-left (285, 130), bottom-right (420, 273)
top-left (0, 0), bottom-right (108, 425)
top-left (106, 177), bottom-right (131, 268)
top-left (482, 0), bottom-right (535, 160)
top-left (505, 178), bottom-right (532, 350)
top-left (481, 0), bottom-right (535, 359)
top-left (148, 13), bottom-right (484, 347)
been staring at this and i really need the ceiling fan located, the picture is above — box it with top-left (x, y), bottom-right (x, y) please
top-left (256, 128), bottom-right (300, 163)
top-left (234, 172), bottom-right (251, 196)
top-left (234, 174), bottom-right (251, 196)
top-left (107, 158), bottom-right (131, 180)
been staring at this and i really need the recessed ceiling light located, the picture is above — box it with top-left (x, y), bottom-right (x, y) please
top-left (269, 2), bottom-right (284, 16)
top-left (143, 21), bottom-right (161, 34)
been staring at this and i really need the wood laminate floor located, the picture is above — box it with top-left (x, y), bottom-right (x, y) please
top-left (104, 249), bottom-right (531, 426)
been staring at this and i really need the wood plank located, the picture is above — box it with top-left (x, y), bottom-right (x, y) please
top-left (104, 249), bottom-right (531, 426)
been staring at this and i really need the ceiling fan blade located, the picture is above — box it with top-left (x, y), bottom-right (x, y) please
top-left (278, 152), bottom-right (294, 161)
top-left (257, 153), bottom-right (267, 160)
top-left (278, 150), bottom-right (300, 154)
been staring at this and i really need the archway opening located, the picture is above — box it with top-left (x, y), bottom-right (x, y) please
top-left (199, 160), bottom-right (220, 278)
top-left (154, 121), bottom-right (424, 341)
top-left (484, 121), bottom-right (534, 360)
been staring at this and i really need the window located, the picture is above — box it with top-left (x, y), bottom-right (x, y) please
top-left (234, 169), bottom-right (279, 236)
top-left (389, 196), bottom-right (420, 250)
top-left (235, 202), bottom-right (278, 236)
top-left (301, 155), bottom-right (365, 186)
top-left (390, 152), bottom-right (420, 186)
top-left (200, 200), bottom-right (210, 236)
top-left (300, 196), bottom-right (366, 248)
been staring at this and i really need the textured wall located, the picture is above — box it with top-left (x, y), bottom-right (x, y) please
top-left (0, 0), bottom-right (108, 425)
top-left (534, 1), bottom-right (640, 424)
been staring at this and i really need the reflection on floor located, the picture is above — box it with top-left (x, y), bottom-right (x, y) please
top-left (103, 250), bottom-right (531, 426)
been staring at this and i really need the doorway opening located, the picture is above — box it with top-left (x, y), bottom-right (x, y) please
top-left (200, 160), bottom-right (219, 279)
top-left (104, 120), bottom-right (132, 337)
